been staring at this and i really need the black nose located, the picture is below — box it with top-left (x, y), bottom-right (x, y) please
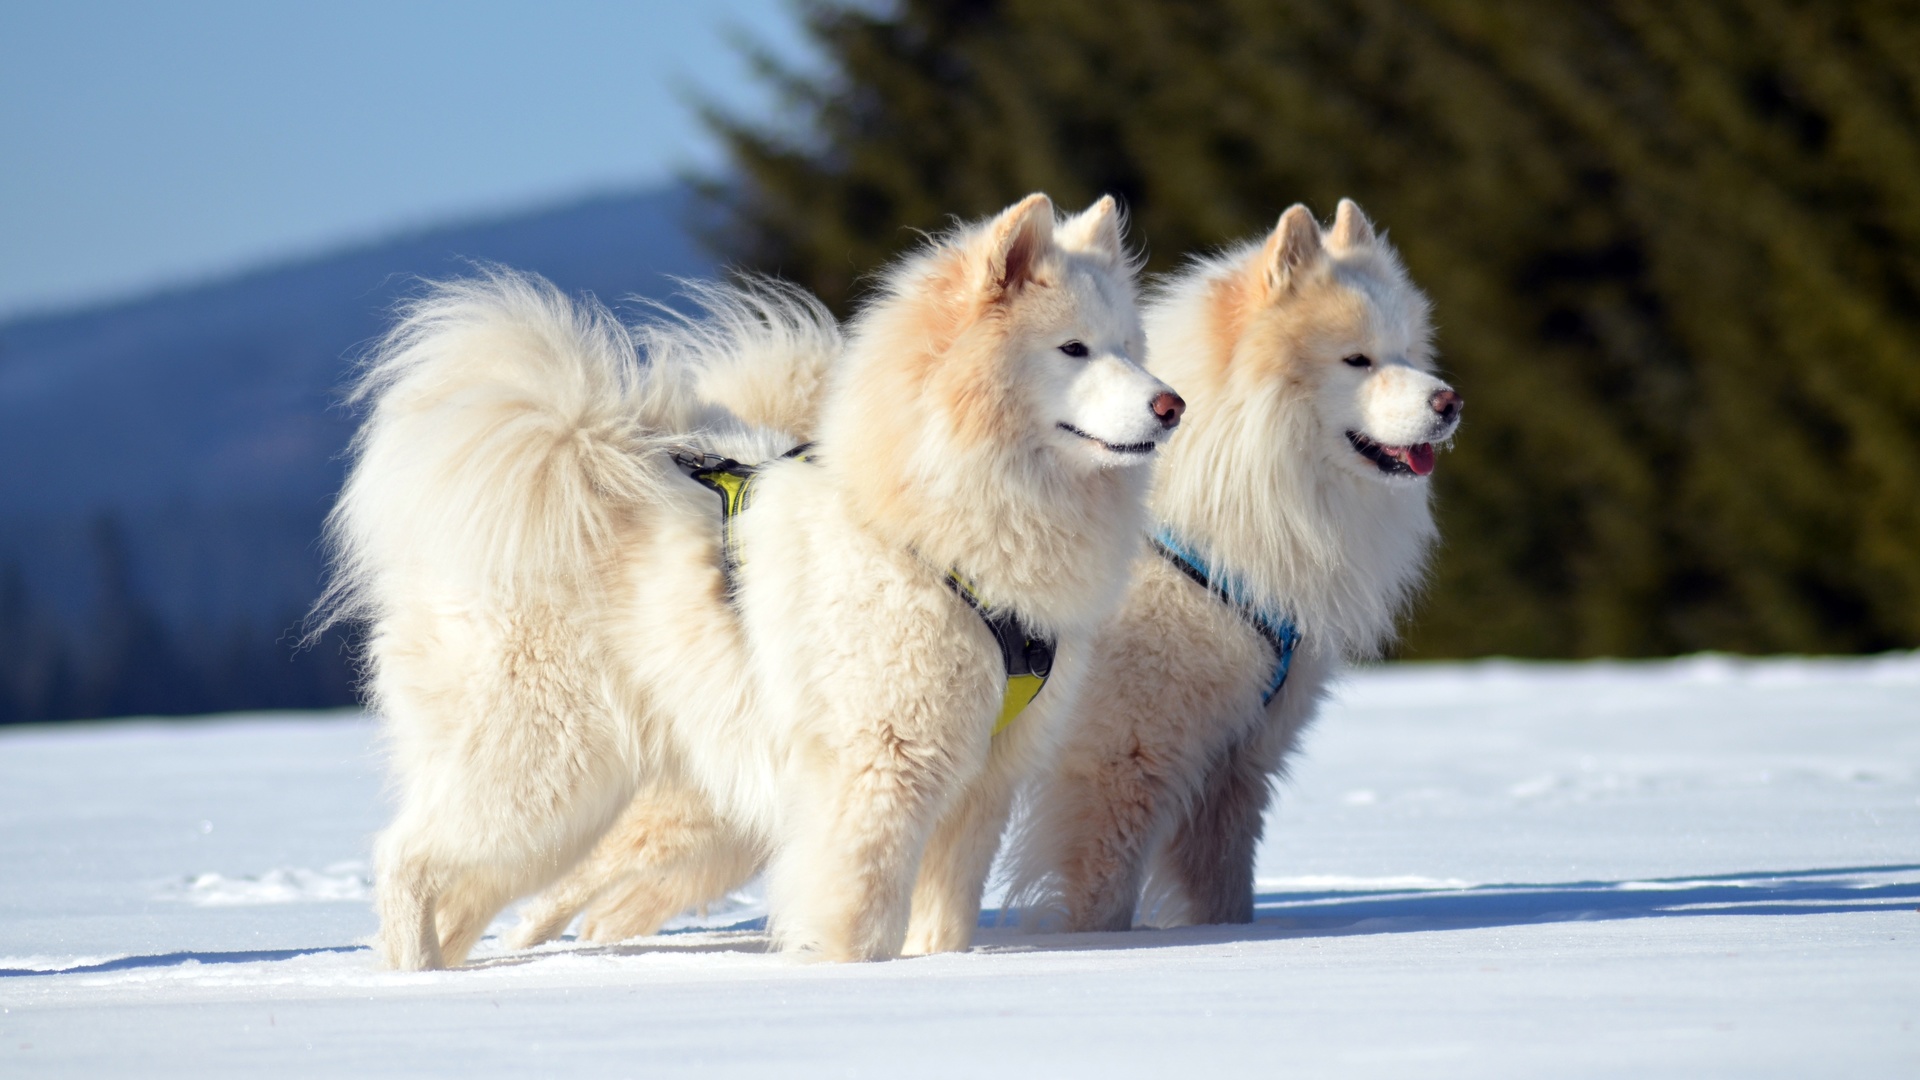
top-left (1430, 389), bottom-right (1462, 424)
top-left (1152, 392), bottom-right (1185, 430)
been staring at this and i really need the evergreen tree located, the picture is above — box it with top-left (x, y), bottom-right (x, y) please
top-left (0, 560), bottom-right (72, 723)
top-left (706, 0), bottom-right (1920, 657)
top-left (77, 515), bottom-right (203, 718)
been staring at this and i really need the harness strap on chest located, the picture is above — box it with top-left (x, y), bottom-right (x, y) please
top-left (1151, 530), bottom-right (1300, 705)
top-left (672, 443), bottom-right (818, 597)
top-left (673, 452), bottom-right (759, 597)
top-left (669, 445), bottom-right (1052, 733)
top-left (944, 571), bottom-right (1056, 734)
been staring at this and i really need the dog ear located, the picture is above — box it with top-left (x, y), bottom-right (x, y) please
top-left (982, 193), bottom-right (1055, 298)
top-left (1260, 204), bottom-right (1324, 295)
top-left (1327, 198), bottom-right (1376, 251)
top-left (1056, 195), bottom-right (1125, 265)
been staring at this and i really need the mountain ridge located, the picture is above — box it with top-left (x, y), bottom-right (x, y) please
top-left (0, 184), bottom-right (717, 721)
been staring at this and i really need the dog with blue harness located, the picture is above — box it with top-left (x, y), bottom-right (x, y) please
top-left (1150, 530), bottom-right (1298, 706)
top-left (1006, 199), bottom-right (1458, 933)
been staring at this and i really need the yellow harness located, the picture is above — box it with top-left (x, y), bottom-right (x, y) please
top-left (943, 571), bottom-right (1054, 734)
top-left (672, 446), bottom-right (1053, 733)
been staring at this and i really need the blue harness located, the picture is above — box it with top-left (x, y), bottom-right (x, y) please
top-left (1151, 530), bottom-right (1301, 705)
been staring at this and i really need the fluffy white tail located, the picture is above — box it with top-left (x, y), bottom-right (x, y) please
top-left (311, 269), bottom-right (845, 641)
top-left (314, 271), bottom-right (686, 632)
top-left (651, 276), bottom-right (842, 442)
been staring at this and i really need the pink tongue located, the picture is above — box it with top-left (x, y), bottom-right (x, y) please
top-left (1407, 443), bottom-right (1436, 476)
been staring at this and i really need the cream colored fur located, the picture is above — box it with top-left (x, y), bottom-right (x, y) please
top-left (516, 198), bottom-right (1456, 947)
top-left (321, 193), bottom-right (1176, 968)
top-left (669, 276), bottom-right (842, 442)
top-left (1009, 199), bottom-right (1458, 930)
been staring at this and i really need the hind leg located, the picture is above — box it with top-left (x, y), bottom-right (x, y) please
top-left (375, 786), bottom-right (630, 968)
top-left (507, 860), bottom-right (612, 950)
top-left (370, 664), bottom-right (636, 967)
top-left (579, 828), bottom-right (760, 942)
top-left (434, 867), bottom-right (526, 964)
top-left (374, 769), bottom-right (628, 971)
top-left (510, 780), bottom-right (760, 948)
top-left (373, 828), bottom-right (447, 970)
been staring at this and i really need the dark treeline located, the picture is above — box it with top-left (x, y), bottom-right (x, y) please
top-left (0, 518), bottom-right (357, 724)
top-left (705, 0), bottom-right (1920, 658)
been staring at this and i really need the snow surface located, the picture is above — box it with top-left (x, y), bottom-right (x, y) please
top-left (3, 655), bottom-right (1916, 1077)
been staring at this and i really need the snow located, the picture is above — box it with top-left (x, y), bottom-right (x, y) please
top-left (2, 655), bottom-right (1916, 1077)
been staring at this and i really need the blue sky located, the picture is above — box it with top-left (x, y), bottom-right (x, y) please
top-left (0, 1), bottom-right (810, 319)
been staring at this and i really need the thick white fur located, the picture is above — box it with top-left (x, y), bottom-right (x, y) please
top-left (666, 276), bottom-right (843, 443)
top-left (1007, 199), bottom-right (1460, 930)
top-left (323, 194), bottom-right (1174, 968)
top-left (517, 198), bottom-right (1455, 947)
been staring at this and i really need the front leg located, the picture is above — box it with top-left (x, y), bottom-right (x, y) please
top-left (766, 725), bottom-right (968, 961)
top-left (1005, 568), bottom-right (1270, 933)
top-left (901, 742), bottom-right (1021, 955)
top-left (1156, 734), bottom-right (1273, 924)
top-left (1157, 647), bottom-right (1333, 925)
top-left (1019, 736), bottom-right (1178, 932)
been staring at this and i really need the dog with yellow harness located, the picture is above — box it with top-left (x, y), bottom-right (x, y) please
top-left (316, 192), bottom-right (1182, 967)
top-left (510, 443), bottom-right (1063, 955)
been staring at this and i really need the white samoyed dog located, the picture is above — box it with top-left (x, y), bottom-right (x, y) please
top-left (316, 193), bottom-right (1183, 968)
top-left (1008, 199), bottom-right (1459, 929)
top-left (508, 198), bottom-right (1456, 947)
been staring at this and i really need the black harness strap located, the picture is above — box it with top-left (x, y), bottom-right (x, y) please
top-left (672, 443), bottom-right (814, 598)
top-left (944, 571), bottom-right (1055, 732)
top-left (668, 445), bottom-right (1053, 731)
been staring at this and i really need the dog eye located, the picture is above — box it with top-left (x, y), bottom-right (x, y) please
top-left (1342, 354), bottom-right (1372, 368)
top-left (1058, 341), bottom-right (1090, 358)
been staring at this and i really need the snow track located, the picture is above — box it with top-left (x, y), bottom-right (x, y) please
top-left (3, 656), bottom-right (1916, 1076)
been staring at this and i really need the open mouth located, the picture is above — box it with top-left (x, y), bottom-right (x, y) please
top-left (1058, 422), bottom-right (1156, 455)
top-left (1347, 431), bottom-right (1435, 477)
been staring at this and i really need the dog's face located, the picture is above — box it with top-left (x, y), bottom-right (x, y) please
top-left (1234, 200), bottom-right (1459, 484)
top-left (935, 195), bottom-right (1181, 473)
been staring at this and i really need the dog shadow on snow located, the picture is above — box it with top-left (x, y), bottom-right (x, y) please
top-left (0, 925), bottom-right (777, 980)
top-left (511, 861), bottom-right (1920, 963)
top-left (8, 863), bottom-right (1916, 978)
top-left (964, 862), bottom-right (1920, 956)
top-left (526, 860), bottom-right (1920, 964)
